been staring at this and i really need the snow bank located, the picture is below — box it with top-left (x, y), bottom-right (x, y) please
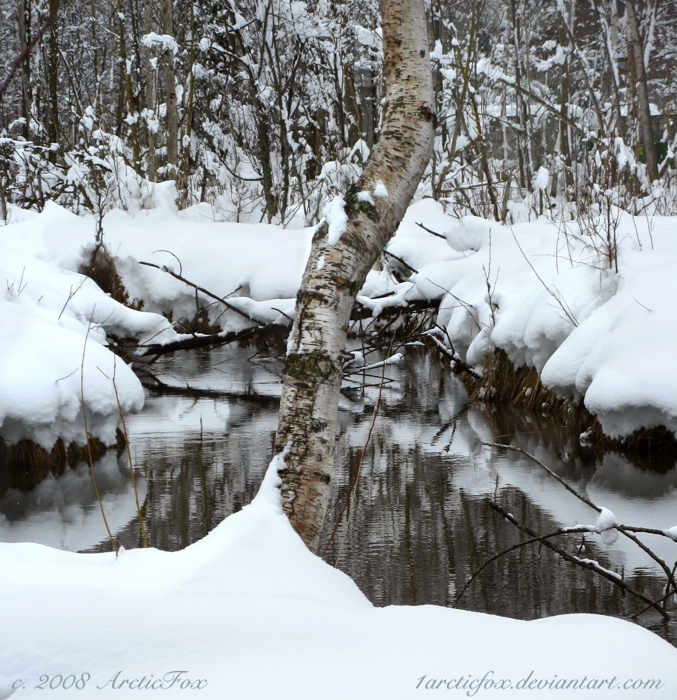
top-left (1, 455), bottom-right (675, 699)
top-left (1, 199), bottom-right (313, 334)
top-left (396, 200), bottom-right (677, 439)
top-left (0, 212), bottom-right (177, 447)
top-left (4, 195), bottom-right (677, 441)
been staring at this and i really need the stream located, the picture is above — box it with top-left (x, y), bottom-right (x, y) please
top-left (1, 345), bottom-right (676, 646)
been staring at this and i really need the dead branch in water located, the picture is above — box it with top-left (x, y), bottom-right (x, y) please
top-left (141, 374), bottom-right (281, 407)
top-left (481, 441), bottom-right (676, 620)
top-left (424, 332), bottom-right (481, 380)
top-left (487, 501), bottom-right (671, 622)
top-left (138, 299), bottom-right (440, 359)
top-left (138, 323), bottom-right (289, 358)
top-left (484, 440), bottom-right (677, 589)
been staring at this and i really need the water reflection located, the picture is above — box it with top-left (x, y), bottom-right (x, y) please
top-left (0, 345), bottom-right (675, 644)
top-left (0, 452), bottom-right (146, 551)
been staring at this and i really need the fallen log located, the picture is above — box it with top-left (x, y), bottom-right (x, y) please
top-left (138, 298), bottom-right (440, 358)
top-left (138, 323), bottom-right (288, 358)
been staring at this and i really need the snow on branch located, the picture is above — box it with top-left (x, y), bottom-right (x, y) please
top-left (141, 33), bottom-right (179, 54)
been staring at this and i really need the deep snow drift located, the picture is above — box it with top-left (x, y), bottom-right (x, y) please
top-left (1, 453), bottom-right (675, 700)
top-left (0, 213), bottom-right (177, 447)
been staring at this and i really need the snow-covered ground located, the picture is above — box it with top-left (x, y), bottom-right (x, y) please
top-left (397, 200), bottom-right (677, 439)
top-left (2, 193), bottom-right (677, 697)
top-left (1, 454), bottom-right (676, 700)
top-left (0, 211), bottom-right (177, 447)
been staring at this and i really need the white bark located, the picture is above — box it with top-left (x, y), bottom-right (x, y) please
top-left (274, 0), bottom-right (435, 551)
top-left (144, 0), bottom-right (156, 182)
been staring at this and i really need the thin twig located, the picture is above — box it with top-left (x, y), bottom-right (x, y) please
top-left (416, 221), bottom-right (446, 239)
top-left (111, 358), bottom-right (148, 547)
top-left (454, 527), bottom-right (588, 605)
top-left (0, 0), bottom-right (60, 101)
top-left (426, 333), bottom-right (481, 379)
top-left (139, 260), bottom-right (253, 322)
top-left (490, 501), bottom-right (670, 621)
top-left (509, 228), bottom-right (578, 326)
top-left (58, 277), bottom-right (87, 320)
top-left (81, 314), bottom-right (118, 553)
top-left (383, 249), bottom-right (419, 274)
top-left (484, 441), bottom-right (677, 592)
top-left (323, 322), bottom-right (400, 561)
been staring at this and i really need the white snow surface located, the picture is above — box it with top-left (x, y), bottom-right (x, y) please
top-left (1, 455), bottom-right (675, 699)
top-left (594, 508), bottom-right (620, 545)
top-left (534, 166), bottom-right (550, 191)
top-left (2, 199), bottom-right (313, 333)
top-left (394, 199), bottom-right (677, 439)
top-left (594, 507), bottom-right (618, 532)
top-left (0, 210), bottom-right (177, 447)
top-left (324, 195), bottom-right (348, 245)
top-left (373, 180), bottom-right (388, 198)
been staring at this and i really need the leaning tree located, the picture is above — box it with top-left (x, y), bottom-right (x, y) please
top-left (274, 0), bottom-right (435, 551)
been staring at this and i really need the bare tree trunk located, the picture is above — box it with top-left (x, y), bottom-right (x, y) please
top-left (274, 0), bottom-right (435, 552)
top-left (16, 0), bottom-right (32, 138)
top-left (625, 0), bottom-right (658, 183)
top-left (46, 6), bottom-right (59, 147)
top-left (556, 20), bottom-right (572, 198)
top-left (117, 0), bottom-right (141, 172)
top-left (178, 0), bottom-right (196, 205)
top-left (143, 0), bottom-right (156, 182)
top-left (509, 0), bottom-right (529, 190)
top-left (162, 0), bottom-right (177, 172)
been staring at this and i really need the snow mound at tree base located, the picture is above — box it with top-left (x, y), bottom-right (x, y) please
top-left (1, 455), bottom-right (675, 699)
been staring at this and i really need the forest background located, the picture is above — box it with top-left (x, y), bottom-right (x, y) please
top-left (1, 0), bottom-right (676, 227)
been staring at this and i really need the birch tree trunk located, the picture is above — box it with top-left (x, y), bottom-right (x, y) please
top-left (274, 0), bottom-right (435, 552)
top-left (143, 0), bottom-right (156, 182)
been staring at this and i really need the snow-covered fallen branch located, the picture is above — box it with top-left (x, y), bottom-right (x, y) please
top-left (483, 441), bottom-right (677, 621)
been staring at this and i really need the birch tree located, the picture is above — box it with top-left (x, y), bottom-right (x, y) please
top-left (273, 0), bottom-right (435, 551)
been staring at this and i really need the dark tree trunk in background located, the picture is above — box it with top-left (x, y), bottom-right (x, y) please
top-left (625, 0), bottom-right (658, 183)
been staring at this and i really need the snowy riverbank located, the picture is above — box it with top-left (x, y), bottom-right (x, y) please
top-left (2, 191), bottom-right (676, 446)
top-left (0, 212), bottom-right (177, 448)
top-left (399, 200), bottom-right (677, 440)
top-left (1, 453), bottom-right (676, 700)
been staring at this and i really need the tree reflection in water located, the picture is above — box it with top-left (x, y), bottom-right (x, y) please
top-left (1, 346), bottom-right (675, 645)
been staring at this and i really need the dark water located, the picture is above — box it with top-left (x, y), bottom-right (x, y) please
top-left (1, 345), bottom-right (675, 645)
